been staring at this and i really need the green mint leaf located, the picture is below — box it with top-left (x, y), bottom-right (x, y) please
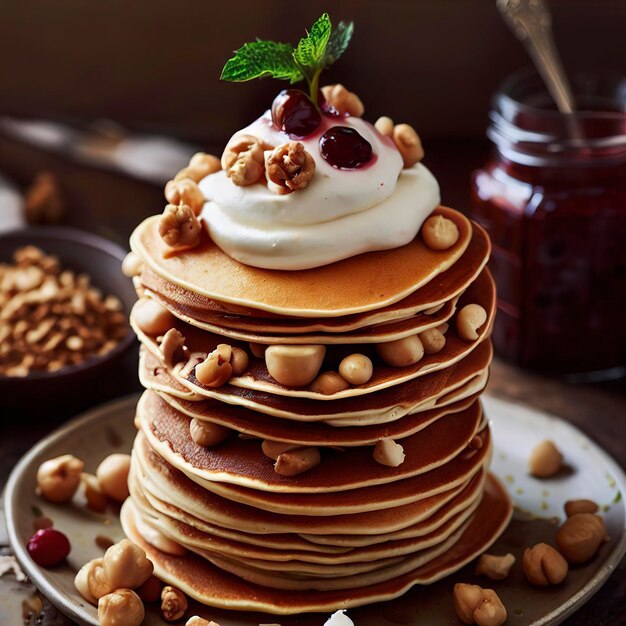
top-left (293, 13), bottom-right (332, 70)
top-left (221, 41), bottom-right (303, 83)
top-left (324, 20), bottom-right (354, 66)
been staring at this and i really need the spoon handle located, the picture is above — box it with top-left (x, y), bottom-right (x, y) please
top-left (497, 0), bottom-right (576, 113)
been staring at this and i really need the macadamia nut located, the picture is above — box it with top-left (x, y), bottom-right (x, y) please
top-left (338, 353), bottom-right (373, 385)
top-left (373, 438), bottom-right (405, 467)
top-left (456, 304), bottom-right (487, 342)
top-left (376, 335), bottom-right (424, 367)
top-left (310, 371), bottom-right (350, 395)
top-left (421, 215), bottom-right (460, 251)
top-left (96, 454), bottom-right (131, 502)
top-left (189, 419), bottom-right (231, 447)
top-left (134, 299), bottom-right (176, 337)
top-left (265, 344), bottom-right (326, 387)
top-left (121, 251), bottom-right (143, 277)
top-left (37, 454), bottom-right (84, 503)
top-left (418, 328), bottom-right (446, 355)
top-left (103, 539), bottom-right (153, 589)
top-left (528, 440), bottom-right (563, 478)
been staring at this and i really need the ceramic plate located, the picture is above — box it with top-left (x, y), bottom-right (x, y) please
top-left (4, 394), bottom-right (626, 626)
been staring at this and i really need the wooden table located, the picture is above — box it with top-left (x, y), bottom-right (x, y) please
top-left (1, 356), bottom-right (625, 625)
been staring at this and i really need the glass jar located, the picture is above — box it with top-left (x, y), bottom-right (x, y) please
top-left (471, 69), bottom-right (626, 379)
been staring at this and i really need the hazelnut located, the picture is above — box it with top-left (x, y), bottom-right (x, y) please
top-left (158, 203), bottom-right (202, 251)
top-left (262, 439), bottom-right (303, 461)
top-left (136, 575), bottom-right (163, 603)
top-left (528, 440), bottom-right (563, 478)
top-left (96, 454), bottom-right (131, 502)
top-left (98, 589), bottom-right (145, 626)
top-left (421, 215), bottom-right (460, 251)
top-left (556, 514), bottom-right (607, 564)
top-left (564, 499), bottom-right (599, 517)
top-left (161, 585), bottom-right (188, 622)
top-left (103, 539), bottom-right (154, 589)
top-left (274, 447), bottom-right (321, 477)
top-left (475, 553), bottom-right (516, 580)
top-left (195, 344), bottom-right (233, 387)
top-left (189, 418), bottom-right (231, 447)
top-left (373, 438), bottom-right (405, 467)
top-left (374, 116), bottom-right (394, 137)
top-left (310, 371), bottom-right (350, 395)
top-left (321, 84), bottom-right (364, 117)
top-left (522, 543), bottom-right (568, 585)
top-left (230, 346), bottom-right (249, 376)
top-left (453, 583), bottom-right (507, 626)
top-left (164, 178), bottom-right (205, 216)
top-left (134, 298), bottom-right (176, 336)
top-left (265, 344), bottom-right (326, 387)
top-left (121, 251), bottom-right (143, 277)
top-left (74, 557), bottom-right (115, 601)
top-left (418, 328), bottom-right (446, 355)
top-left (81, 473), bottom-right (108, 513)
top-left (222, 134), bottom-right (267, 186)
top-left (375, 335), bottom-right (424, 367)
top-left (456, 304), bottom-right (488, 342)
top-left (265, 142), bottom-right (315, 194)
top-left (37, 454), bottom-right (84, 503)
top-left (74, 559), bottom-right (99, 604)
top-left (160, 328), bottom-right (186, 368)
top-left (392, 124), bottom-right (424, 169)
top-left (338, 353), bottom-right (373, 385)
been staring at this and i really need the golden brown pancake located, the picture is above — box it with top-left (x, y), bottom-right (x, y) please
top-left (130, 207), bottom-right (472, 317)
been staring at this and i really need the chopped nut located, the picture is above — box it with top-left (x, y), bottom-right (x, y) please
top-left (418, 327), bottom-right (446, 355)
top-left (274, 447), bottom-right (321, 476)
top-left (265, 344), bottom-right (326, 387)
top-left (102, 539), bottom-right (153, 590)
top-left (522, 543), bottom-right (568, 585)
top-left (475, 553), bottom-right (516, 580)
top-left (165, 178), bottom-right (205, 216)
top-left (161, 585), bottom-right (188, 622)
top-left (528, 440), bottom-right (563, 478)
top-left (456, 304), bottom-right (488, 342)
top-left (160, 328), bottom-right (186, 368)
top-left (37, 454), bottom-right (84, 503)
top-left (221, 134), bottom-right (267, 186)
top-left (564, 499), bottom-right (599, 517)
top-left (392, 124), bottom-right (424, 169)
top-left (453, 583), bottom-right (507, 626)
top-left (375, 335), bottom-right (424, 367)
top-left (195, 344), bottom-right (233, 387)
top-left (266, 142), bottom-right (316, 195)
top-left (96, 454), bottom-right (131, 502)
top-left (421, 215), bottom-right (460, 251)
top-left (374, 116), bottom-right (394, 137)
top-left (158, 203), bottom-right (202, 252)
top-left (556, 513), bottom-right (607, 563)
top-left (321, 84), bottom-right (364, 117)
top-left (189, 419), bottom-right (231, 447)
top-left (310, 371), bottom-right (350, 395)
top-left (82, 473), bottom-right (108, 513)
top-left (373, 438), bottom-right (405, 467)
top-left (98, 589), bottom-right (144, 626)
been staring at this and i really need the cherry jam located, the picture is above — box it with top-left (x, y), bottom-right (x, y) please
top-left (319, 126), bottom-right (372, 169)
top-left (471, 70), bottom-right (626, 378)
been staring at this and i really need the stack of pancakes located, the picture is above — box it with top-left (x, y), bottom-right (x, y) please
top-left (121, 205), bottom-right (512, 614)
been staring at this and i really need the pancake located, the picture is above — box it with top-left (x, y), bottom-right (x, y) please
top-left (121, 473), bottom-right (511, 613)
top-left (137, 220), bottom-right (490, 334)
top-left (130, 207), bottom-right (472, 317)
top-left (138, 340), bottom-right (493, 423)
top-left (136, 394), bottom-right (484, 494)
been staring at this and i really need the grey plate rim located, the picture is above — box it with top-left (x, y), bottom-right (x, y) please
top-left (4, 392), bottom-right (626, 626)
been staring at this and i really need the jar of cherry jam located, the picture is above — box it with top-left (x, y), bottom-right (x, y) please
top-left (471, 70), bottom-right (626, 378)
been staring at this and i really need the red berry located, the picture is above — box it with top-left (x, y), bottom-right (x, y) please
top-left (271, 89), bottom-right (321, 137)
top-left (319, 126), bottom-right (373, 169)
top-left (27, 528), bottom-right (71, 567)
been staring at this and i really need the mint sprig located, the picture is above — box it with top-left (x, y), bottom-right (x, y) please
top-left (220, 13), bottom-right (354, 102)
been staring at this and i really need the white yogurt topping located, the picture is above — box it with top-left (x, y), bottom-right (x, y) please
top-left (199, 112), bottom-right (440, 270)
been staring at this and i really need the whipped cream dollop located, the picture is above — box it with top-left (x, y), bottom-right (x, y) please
top-left (199, 112), bottom-right (440, 270)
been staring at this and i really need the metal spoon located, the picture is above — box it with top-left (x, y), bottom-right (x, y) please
top-left (497, 0), bottom-right (576, 114)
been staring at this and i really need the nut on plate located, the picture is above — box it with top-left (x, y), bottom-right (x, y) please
top-left (161, 585), bottom-right (188, 621)
top-left (528, 440), bottom-right (563, 478)
top-left (321, 84), bottom-right (364, 117)
top-left (475, 553), bottom-right (516, 580)
top-left (74, 557), bottom-right (115, 603)
top-left (266, 142), bottom-right (316, 194)
top-left (96, 454), bottom-right (131, 502)
top-left (453, 583), bottom-right (507, 626)
top-left (556, 513), bottom-right (607, 564)
top-left (522, 543), bottom-right (568, 585)
top-left (222, 134), bottom-right (268, 186)
top-left (158, 203), bottom-right (202, 252)
top-left (37, 454), bottom-right (84, 503)
top-left (81, 473), bottom-right (108, 512)
top-left (564, 499), bottom-right (599, 517)
top-left (103, 539), bottom-right (154, 589)
top-left (98, 589), bottom-right (144, 626)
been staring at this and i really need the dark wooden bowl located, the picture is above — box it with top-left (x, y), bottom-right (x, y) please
top-left (0, 227), bottom-right (138, 415)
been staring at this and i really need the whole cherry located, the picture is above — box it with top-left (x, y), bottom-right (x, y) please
top-left (319, 126), bottom-right (372, 169)
top-left (27, 528), bottom-right (71, 567)
top-left (271, 89), bottom-right (321, 137)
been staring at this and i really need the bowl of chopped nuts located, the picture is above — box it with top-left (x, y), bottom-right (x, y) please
top-left (0, 227), bottom-right (137, 413)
